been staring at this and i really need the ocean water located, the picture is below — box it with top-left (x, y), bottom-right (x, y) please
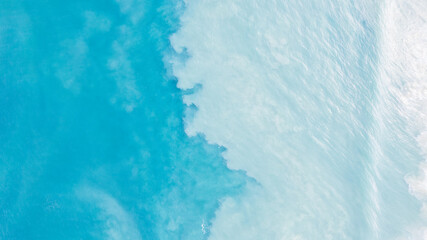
top-left (0, 1), bottom-right (247, 239)
top-left (1, 0), bottom-right (426, 239)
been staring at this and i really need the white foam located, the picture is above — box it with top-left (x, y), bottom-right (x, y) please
top-left (171, 0), bottom-right (381, 239)
top-left (377, 0), bottom-right (427, 238)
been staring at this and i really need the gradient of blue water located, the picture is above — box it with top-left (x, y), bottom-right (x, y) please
top-left (0, 1), bottom-right (247, 239)
top-left (2, 0), bottom-right (425, 239)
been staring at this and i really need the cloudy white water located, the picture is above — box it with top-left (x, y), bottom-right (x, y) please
top-left (382, 0), bottom-right (427, 238)
top-left (170, 0), bottom-right (427, 239)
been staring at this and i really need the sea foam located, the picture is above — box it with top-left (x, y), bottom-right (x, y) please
top-left (170, 0), bottom-right (427, 238)
top-left (376, 0), bottom-right (427, 238)
top-left (170, 0), bottom-right (399, 239)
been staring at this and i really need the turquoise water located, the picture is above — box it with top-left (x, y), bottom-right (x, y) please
top-left (1, 0), bottom-right (427, 239)
top-left (0, 1), bottom-right (247, 239)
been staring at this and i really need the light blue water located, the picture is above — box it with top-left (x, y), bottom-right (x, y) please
top-left (1, 0), bottom-right (426, 239)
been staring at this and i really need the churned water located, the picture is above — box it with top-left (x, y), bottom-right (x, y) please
top-left (1, 0), bottom-right (426, 239)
